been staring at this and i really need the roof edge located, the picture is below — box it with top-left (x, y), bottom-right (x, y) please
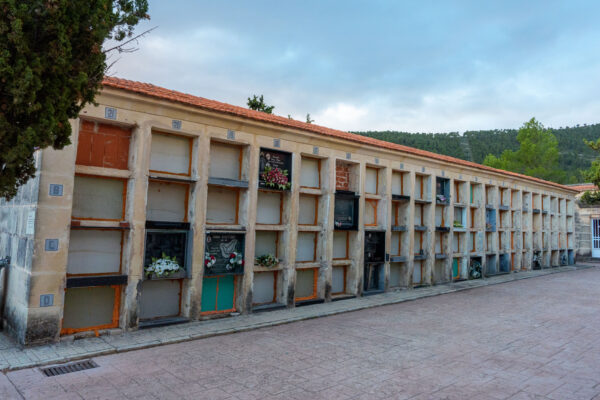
top-left (100, 77), bottom-right (578, 193)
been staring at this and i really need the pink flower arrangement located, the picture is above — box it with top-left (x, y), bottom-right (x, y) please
top-left (261, 165), bottom-right (291, 190)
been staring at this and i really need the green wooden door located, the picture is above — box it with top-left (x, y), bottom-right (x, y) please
top-left (201, 276), bottom-right (235, 313)
top-left (452, 258), bottom-right (459, 279)
top-left (216, 275), bottom-right (235, 311)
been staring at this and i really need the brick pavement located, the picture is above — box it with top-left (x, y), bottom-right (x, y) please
top-left (0, 265), bottom-right (599, 399)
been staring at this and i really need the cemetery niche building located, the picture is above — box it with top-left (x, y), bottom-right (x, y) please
top-left (0, 77), bottom-right (579, 345)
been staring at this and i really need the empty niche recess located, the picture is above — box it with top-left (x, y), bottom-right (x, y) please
top-left (76, 120), bottom-right (131, 170)
top-left (253, 271), bottom-right (278, 305)
top-left (206, 186), bottom-right (239, 224)
top-left (209, 141), bottom-right (243, 181)
top-left (296, 268), bottom-right (318, 301)
top-left (298, 194), bottom-right (318, 225)
top-left (72, 175), bottom-right (126, 221)
top-left (333, 231), bottom-right (349, 259)
top-left (336, 160), bottom-right (359, 192)
top-left (296, 232), bottom-right (317, 263)
top-left (61, 286), bottom-right (119, 334)
top-left (300, 156), bottom-right (321, 188)
top-left (67, 230), bottom-right (122, 275)
top-left (256, 191), bottom-right (282, 225)
top-left (150, 132), bottom-right (192, 176)
top-left (146, 180), bottom-right (189, 222)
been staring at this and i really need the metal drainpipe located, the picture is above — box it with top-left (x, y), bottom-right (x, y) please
top-left (0, 256), bottom-right (10, 325)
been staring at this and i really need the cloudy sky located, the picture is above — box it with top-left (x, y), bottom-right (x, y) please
top-left (107, 1), bottom-right (600, 133)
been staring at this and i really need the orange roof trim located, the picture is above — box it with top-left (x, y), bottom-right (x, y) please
top-left (569, 184), bottom-right (597, 192)
top-left (102, 77), bottom-right (577, 193)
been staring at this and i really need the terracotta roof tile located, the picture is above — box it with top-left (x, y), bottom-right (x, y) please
top-left (102, 77), bottom-right (577, 193)
top-left (568, 184), bottom-right (597, 192)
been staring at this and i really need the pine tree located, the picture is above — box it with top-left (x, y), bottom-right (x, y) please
top-left (247, 95), bottom-right (274, 114)
top-left (0, 0), bottom-right (150, 199)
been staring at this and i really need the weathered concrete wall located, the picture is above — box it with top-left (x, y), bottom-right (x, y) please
top-left (574, 198), bottom-right (598, 258)
top-left (0, 152), bottom-right (41, 341)
top-left (0, 86), bottom-right (580, 345)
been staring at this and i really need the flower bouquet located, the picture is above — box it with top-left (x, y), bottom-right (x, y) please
top-left (227, 251), bottom-right (244, 271)
top-left (145, 253), bottom-right (183, 279)
top-left (453, 220), bottom-right (463, 228)
top-left (255, 253), bottom-right (279, 268)
top-left (260, 165), bottom-right (291, 190)
top-left (205, 253), bottom-right (216, 269)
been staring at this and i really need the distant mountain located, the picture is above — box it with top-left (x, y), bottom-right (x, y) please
top-left (354, 124), bottom-right (600, 184)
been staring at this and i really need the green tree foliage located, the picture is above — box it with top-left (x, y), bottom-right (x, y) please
top-left (247, 95), bottom-right (274, 114)
top-left (583, 137), bottom-right (600, 189)
top-left (355, 122), bottom-right (600, 184)
top-left (482, 118), bottom-right (565, 182)
top-left (0, 0), bottom-right (150, 199)
top-left (306, 113), bottom-right (314, 124)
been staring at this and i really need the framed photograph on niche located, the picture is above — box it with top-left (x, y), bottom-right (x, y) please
top-left (258, 148), bottom-right (292, 191)
top-left (205, 232), bottom-right (245, 275)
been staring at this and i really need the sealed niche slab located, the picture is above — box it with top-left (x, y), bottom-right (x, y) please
top-left (365, 167), bottom-right (379, 194)
top-left (206, 186), bottom-right (238, 224)
top-left (76, 120), bottom-right (131, 170)
top-left (150, 132), bottom-right (191, 175)
top-left (139, 280), bottom-right (181, 320)
top-left (296, 232), bottom-right (317, 262)
top-left (334, 191), bottom-right (359, 230)
top-left (389, 263), bottom-right (403, 288)
top-left (332, 265), bottom-right (347, 294)
top-left (413, 261), bottom-right (423, 285)
top-left (298, 195), bottom-right (318, 225)
top-left (209, 142), bottom-right (242, 180)
top-left (364, 231), bottom-right (385, 263)
top-left (67, 229), bottom-right (122, 275)
top-left (146, 181), bottom-right (188, 222)
top-left (201, 275), bottom-right (236, 314)
top-left (144, 223), bottom-right (189, 280)
top-left (72, 175), bottom-right (125, 221)
top-left (333, 231), bottom-right (349, 259)
top-left (364, 200), bottom-right (378, 226)
top-left (256, 191), bottom-right (282, 224)
top-left (62, 286), bottom-right (118, 333)
top-left (258, 148), bottom-right (292, 191)
top-left (391, 171), bottom-right (407, 196)
top-left (255, 231), bottom-right (279, 263)
top-left (300, 157), bottom-right (320, 188)
top-left (391, 231), bottom-right (402, 255)
top-left (253, 271), bottom-right (277, 305)
top-left (295, 268), bottom-right (317, 301)
top-left (433, 259), bottom-right (448, 283)
top-left (499, 253), bottom-right (510, 273)
top-left (205, 232), bottom-right (245, 275)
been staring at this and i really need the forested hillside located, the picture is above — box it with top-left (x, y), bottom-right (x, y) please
top-left (355, 124), bottom-right (600, 183)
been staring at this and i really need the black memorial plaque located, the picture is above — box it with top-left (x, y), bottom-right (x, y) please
top-left (258, 148), bottom-right (292, 190)
top-left (144, 230), bottom-right (188, 274)
top-left (204, 232), bottom-right (245, 275)
top-left (364, 231), bottom-right (385, 263)
top-left (334, 191), bottom-right (359, 230)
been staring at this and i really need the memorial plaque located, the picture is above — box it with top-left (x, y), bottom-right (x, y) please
top-left (204, 232), bottom-right (245, 275)
top-left (258, 148), bottom-right (292, 191)
top-left (144, 229), bottom-right (188, 279)
top-left (364, 231), bottom-right (385, 263)
top-left (334, 191), bottom-right (359, 230)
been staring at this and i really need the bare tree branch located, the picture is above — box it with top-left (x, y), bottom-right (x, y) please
top-left (103, 26), bottom-right (158, 54)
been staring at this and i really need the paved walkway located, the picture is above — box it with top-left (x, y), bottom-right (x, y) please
top-left (1, 265), bottom-right (600, 399)
top-left (0, 265), bottom-right (595, 374)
